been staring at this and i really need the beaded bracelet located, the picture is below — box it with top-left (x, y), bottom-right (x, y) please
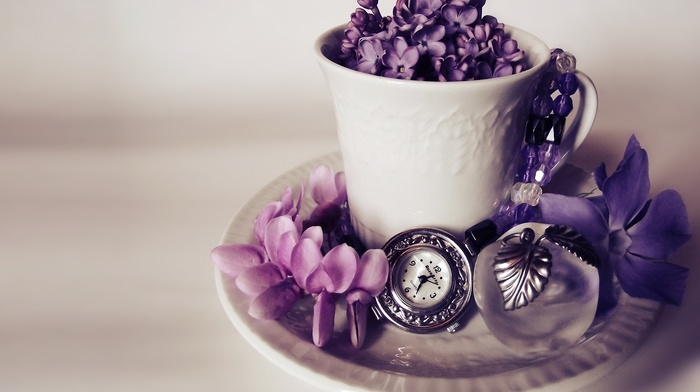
top-left (493, 49), bottom-right (579, 233)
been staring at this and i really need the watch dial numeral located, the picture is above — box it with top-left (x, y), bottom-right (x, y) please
top-left (433, 266), bottom-right (442, 273)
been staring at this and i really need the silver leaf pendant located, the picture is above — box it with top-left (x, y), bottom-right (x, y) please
top-left (494, 224), bottom-right (599, 311)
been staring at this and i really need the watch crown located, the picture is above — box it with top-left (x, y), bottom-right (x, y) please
top-left (446, 322), bottom-right (460, 334)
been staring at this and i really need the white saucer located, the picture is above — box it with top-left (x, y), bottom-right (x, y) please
top-left (215, 152), bottom-right (663, 392)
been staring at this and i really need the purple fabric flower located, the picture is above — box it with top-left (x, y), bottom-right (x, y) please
top-left (539, 135), bottom-right (691, 309)
top-left (412, 24), bottom-right (446, 56)
top-left (381, 36), bottom-right (420, 79)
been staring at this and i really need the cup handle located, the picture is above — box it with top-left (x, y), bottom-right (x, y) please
top-left (552, 70), bottom-right (598, 173)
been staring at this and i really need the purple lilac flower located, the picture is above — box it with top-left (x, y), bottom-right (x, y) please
top-left (393, 0), bottom-right (431, 32)
top-left (356, 38), bottom-right (385, 74)
top-left (434, 54), bottom-right (469, 81)
top-left (490, 38), bottom-right (524, 62)
top-left (539, 135), bottom-right (691, 310)
top-left (412, 24), bottom-right (447, 56)
top-left (381, 36), bottom-right (420, 79)
top-left (350, 8), bottom-right (371, 28)
top-left (466, 22), bottom-right (491, 49)
top-left (414, 0), bottom-right (445, 17)
top-left (441, 4), bottom-right (478, 35)
top-left (455, 33), bottom-right (483, 57)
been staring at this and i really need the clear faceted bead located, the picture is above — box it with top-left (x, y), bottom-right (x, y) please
top-left (555, 51), bottom-right (577, 73)
top-left (510, 182), bottom-right (542, 206)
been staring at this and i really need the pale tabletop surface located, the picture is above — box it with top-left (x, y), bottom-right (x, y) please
top-left (2, 1), bottom-right (700, 391)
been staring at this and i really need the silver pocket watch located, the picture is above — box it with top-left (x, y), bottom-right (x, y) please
top-left (372, 220), bottom-right (497, 333)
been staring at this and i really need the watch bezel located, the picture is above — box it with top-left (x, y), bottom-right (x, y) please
top-left (390, 246), bottom-right (456, 313)
top-left (375, 228), bottom-right (473, 333)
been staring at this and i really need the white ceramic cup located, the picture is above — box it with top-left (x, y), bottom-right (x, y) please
top-left (315, 25), bottom-right (598, 249)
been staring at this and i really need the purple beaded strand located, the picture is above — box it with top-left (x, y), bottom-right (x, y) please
top-left (493, 49), bottom-right (579, 233)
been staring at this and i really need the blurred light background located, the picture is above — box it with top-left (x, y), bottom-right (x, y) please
top-left (1, 1), bottom-right (699, 391)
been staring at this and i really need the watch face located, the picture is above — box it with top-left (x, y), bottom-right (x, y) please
top-left (374, 228), bottom-right (473, 333)
top-left (394, 247), bottom-right (453, 310)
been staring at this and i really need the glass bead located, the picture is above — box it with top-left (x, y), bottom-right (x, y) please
top-left (531, 163), bottom-right (552, 186)
top-left (553, 94), bottom-right (573, 117)
top-left (510, 182), bottom-right (542, 206)
top-left (557, 72), bottom-right (579, 95)
top-left (531, 94), bottom-right (553, 117)
top-left (513, 203), bottom-right (537, 224)
top-left (549, 48), bottom-right (564, 67)
top-left (525, 115), bottom-right (547, 145)
top-left (536, 71), bottom-right (558, 94)
top-left (538, 142), bottom-right (561, 166)
top-left (543, 115), bottom-right (565, 145)
top-left (517, 144), bottom-right (538, 182)
top-left (555, 51), bottom-right (577, 73)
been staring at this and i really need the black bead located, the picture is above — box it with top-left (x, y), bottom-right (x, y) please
top-left (463, 219), bottom-right (498, 256)
top-left (525, 115), bottom-right (548, 145)
top-left (543, 115), bottom-right (565, 145)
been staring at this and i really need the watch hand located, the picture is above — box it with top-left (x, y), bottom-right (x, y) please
top-left (415, 274), bottom-right (429, 293)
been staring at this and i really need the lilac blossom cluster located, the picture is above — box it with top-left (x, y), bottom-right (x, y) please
top-left (211, 166), bottom-right (388, 349)
top-left (338, 0), bottom-right (527, 81)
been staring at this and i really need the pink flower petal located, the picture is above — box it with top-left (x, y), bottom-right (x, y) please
top-left (301, 226), bottom-right (324, 247)
top-left (290, 238), bottom-right (324, 290)
top-left (274, 230), bottom-right (298, 273)
top-left (313, 290), bottom-right (336, 347)
top-left (321, 244), bottom-right (359, 293)
top-left (236, 263), bottom-right (285, 296)
top-left (333, 172), bottom-right (347, 204)
top-left (210, 243), bottom-right (266, 278)
top-left (346, 295), bottom-right (370, 349)
top-left (253, 202), bottom-right (282, 244)
top-left (264, 216), bottom-right (299, 267)
top-left (351, 249), bottom-right (389, 296)
top-left (310, 165), bottom-right (339, 205)
top-left (306, 267), bottom-right (335, 294)
top-left (248, 279), bottom-right (301, 320)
